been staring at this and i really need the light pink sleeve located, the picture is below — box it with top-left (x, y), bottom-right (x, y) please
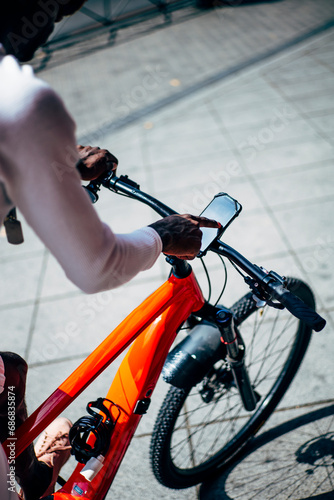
top-left (0, 55), bottom-right (162, 293)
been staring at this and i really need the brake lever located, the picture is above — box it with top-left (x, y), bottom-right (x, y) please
top-left (83, 172), bottom-right (118, 203)
top-left (245, 269), bottom-right (286, 310)
top-left (83, 181), bottom-right (100, 203)
top-left (262, 298), bottom-right (285, 310)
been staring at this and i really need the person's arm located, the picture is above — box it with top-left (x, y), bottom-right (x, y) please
top-left (0, 55), bottom-right (219, 293)
top-left (0, 54), bottom-right (162, 293)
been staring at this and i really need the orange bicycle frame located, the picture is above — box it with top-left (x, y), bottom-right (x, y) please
top-left (4, 270), bottom-right (204, 498)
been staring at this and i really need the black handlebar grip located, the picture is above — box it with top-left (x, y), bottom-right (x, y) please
top-left (269, 284), bottom-right (326, 332)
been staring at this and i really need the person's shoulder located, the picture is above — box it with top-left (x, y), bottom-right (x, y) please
top-left (0, 54), bottom-right (52, 115)
top-left (0, 54), bottom-right (72, 131)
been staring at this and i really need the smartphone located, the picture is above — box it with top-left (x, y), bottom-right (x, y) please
top-left (198, 193), bottom-right (242, 255)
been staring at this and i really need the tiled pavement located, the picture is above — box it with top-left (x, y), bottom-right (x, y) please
top-left (1, 0), bottom-right (334, 498)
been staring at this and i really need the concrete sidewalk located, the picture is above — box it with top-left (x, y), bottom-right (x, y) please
top-left (1, 0), bottom-right (334, 498)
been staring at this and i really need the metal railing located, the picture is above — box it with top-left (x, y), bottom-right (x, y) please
top-left (47, 0), bottom-right (194, 48)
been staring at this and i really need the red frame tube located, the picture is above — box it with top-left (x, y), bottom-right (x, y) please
top-left (4, 272), bottom-right (204, 499)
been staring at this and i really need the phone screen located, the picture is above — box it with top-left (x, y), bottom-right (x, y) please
top-left (199, 193), bottom-right (241, 255)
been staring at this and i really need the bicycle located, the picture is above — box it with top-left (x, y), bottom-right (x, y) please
top-left (3, 173), bottom-right (326, 498)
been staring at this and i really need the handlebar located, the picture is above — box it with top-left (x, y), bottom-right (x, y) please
top-left (212, 241), bottom-right (326, 332)
top-left (267, 282), bottom-right (326, 332)
top-left (104, 175), bottom-right (177, 217)
top-left (84, 174), bottom-right (326, 332)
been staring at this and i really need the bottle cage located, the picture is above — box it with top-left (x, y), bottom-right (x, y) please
top-left (69, 398), bottom-right (121, 464)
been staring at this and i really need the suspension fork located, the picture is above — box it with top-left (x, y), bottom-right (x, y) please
top-left (215, 308), bottom-right (258, 411)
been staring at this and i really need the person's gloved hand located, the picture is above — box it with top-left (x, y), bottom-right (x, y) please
top-left (76, 145), bottom-right (118, 181)
top-left (149, 214), bottom-right (220, 260)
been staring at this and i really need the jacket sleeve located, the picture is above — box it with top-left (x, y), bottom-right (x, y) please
top-left (0, 54), bottom-right (162, 293)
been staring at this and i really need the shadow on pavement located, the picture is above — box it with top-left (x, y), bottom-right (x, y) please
top-left (200, 404), bottom-right (334, 500)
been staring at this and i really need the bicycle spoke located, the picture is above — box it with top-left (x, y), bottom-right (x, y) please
top-left (171, 310), bottom-right (300, 468)
top-left (250, 309), bottom-right (279, 385)
top-left (171, 391), bottom-right (246, 467)
top-left (251, 313), bottom-right (295, 386)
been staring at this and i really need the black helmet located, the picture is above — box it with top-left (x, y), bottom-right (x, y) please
top-left (0, 0), bottom-right (86, 62)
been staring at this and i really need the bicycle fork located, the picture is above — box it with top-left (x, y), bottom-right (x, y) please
top-left (215, 308), bottom-right (258, 412)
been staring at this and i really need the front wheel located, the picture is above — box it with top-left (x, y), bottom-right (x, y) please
top-left (150, 278), bottom-right (315, 488)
